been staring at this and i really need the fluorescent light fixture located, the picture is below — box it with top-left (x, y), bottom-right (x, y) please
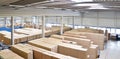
top-left (108, 6), bottom-right (120, 8)
top-left (71, 0), bottom-right (93, 2)
top-left (89, 7), bottom-right (109, 9)
top-left (9, 5), bottom-right (25, 8)
top-left (88, 4), bottom-right (109, 9)
top-left (74, 3), bottom-right (99, 6)
top-left (74, 3), bottom-right (109, 9)
top-left (36, 6), bottom-right (47, 9)
top-left (54, 8), bottom-right (62, 9)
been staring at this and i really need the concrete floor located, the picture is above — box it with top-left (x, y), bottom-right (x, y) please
top-left (99, 40), bottom-right (120, 59)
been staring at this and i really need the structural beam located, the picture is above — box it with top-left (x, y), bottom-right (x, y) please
top-left (60, 16), bottom-right (63, 35)
top-left (11, 16), bottom-right (14, 45)
top-left (42, 16), bottom-right (45, 38)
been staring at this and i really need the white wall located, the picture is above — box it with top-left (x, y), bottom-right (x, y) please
top-left (73, 11), bottom-right (120, 28)
top-left (0, 7), bottom-right (120, 28)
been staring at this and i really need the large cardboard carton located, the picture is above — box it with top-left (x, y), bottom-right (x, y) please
top-left (10, 44), bottom-right (33, 59)
top-left (58, 43), bottom-right (88, 59)
top-left (0, 49), bottom-right (24, 59)
top-left (64, 31), bottom-right (105, 50)
top-left (28, 39), bottom-right (58, 52)
top-left (51, 35), bottom-right (99, 59)
top-left (88, 45), bottom-right (99, 59)
top-left (10, 43), bottom-right (77, 59)
top-left (51, 35), bottom-right (91, 48)
top-left (33, 48), bottom-right (77, 59)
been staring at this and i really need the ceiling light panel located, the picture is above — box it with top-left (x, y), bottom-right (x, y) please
top-left (93, 0), bottom-right (120, 2)
top-left (74, 3), bottom-right (109, 10)
top-left (74, 3), bottom-right (100, 6)
top-left (71, 0), bottom-right (93, 2)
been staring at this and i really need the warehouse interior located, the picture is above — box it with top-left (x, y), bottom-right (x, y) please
top-left (0, 0), bottom-right (120, 59)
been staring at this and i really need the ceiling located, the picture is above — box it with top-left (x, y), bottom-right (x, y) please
top-left (0, 0), bottom-right (120, 11)
top-left (0, 0), bottom-right (19, 5)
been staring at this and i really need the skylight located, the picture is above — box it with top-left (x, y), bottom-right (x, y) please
top-left (71, 0), bottom-right (93, 2)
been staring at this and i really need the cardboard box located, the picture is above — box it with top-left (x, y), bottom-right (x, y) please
top-left (64, 31), bottom-right (105, 50)
top-left (28, 39), bottom-right (58, 52)
top-left (51, 35), bottom-right (91, 48)
top-left (51, 35), bottom-right (99, 59)
top-left (58, 43), bottom-right (88, 59)
top-left (88, 45), bottom-right (99, 59)
top-left (0, 49), bottom-right (24, 59)
top-left (33, 47), bottom-right (77, 59)
top-left (10, 44), bottom-right (33, 59)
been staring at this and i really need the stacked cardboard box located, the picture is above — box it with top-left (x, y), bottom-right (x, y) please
top-left (0, 33), bottom-right (4, 42)
top-left (28, 38), bottom-right (91, 59)
top-left (71, 28), bottom-right (104, 34)
top-left (33, 47), bottom-right (77, 59)
top-left (10, 44), bottom-right (33, 59)
top-left (63, 33), bottom-right (87, 39)
top-left (51, 35), bottom-right (98, 59)
top-left (64, 31), bottom-right (105, 50)
top-left (0, 49), bottom-right (24, 59)
top-left (45, 38), bottom-right (90, 59)
top-left (58, 43), bottom-right (88, 59)
top-left (28, 39), bottom-right (58, 52)
top-left (51, 35), bottom-right (91, 48)
top-left (10, 44), bottom-right (77, 59)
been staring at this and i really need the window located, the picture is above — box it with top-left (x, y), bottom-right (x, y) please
top-left (116, 29), bottom-right (120, 34)
top-left (106, 28), bottom-right (111, 33)
top-left (110, 28), bottom-right (116, 34)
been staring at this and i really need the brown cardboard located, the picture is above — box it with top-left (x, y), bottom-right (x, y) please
top-left (51, 35), bottom-right (91, 48)
top-left (28, 39), bottom-right (58, 52)
top-left (64, 31), bottom-right (105, 50)
top-left (33, 47), bottom-right (77, 59)
top-left (88, 45), bottom-right (99, 59)
top-left (51, 35), bottom-right (99, 59)
top-left (58, 43), bottom-right (88, 59)
top-left (10, 44), bottom-right (33, 59)
top-left (11, 43), bottom-right (77, 59)
top-left (0, 49), bottom-right (24, 59)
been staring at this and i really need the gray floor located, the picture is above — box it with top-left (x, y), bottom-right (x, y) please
top-left (99, 40), bottom-right (120, 59)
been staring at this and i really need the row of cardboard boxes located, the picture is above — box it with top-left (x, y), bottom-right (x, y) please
top-left (0, 27), bottom-right (72, 45)
top-left (0, 28), bottom-right (106, 59)
top-left (63, 30), bottom-right (106, 50)
top-left (0, 35), bottom-right (99, 59)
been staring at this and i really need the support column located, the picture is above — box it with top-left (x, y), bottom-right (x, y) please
top-left (72, 16), bottom-right (75, 29)
top-left (81, 12), bottom-right (84, 27)
top-left (42, 16), bottom-right (45, 38)
top-left (97, 11), bottom-right (99, 29)
top-left (11, 16), bottom-right (14, 45)
top-left (4, 17), bottom-right (7, 27)
top-left (21, 16), bottom-right (24, 25)
top-left (37, 16), bottom-right (39, 28)
top-left (60, 16), bottom-right (63, 35)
